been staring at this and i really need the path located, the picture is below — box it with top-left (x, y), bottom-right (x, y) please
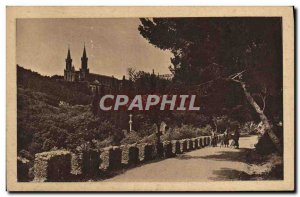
top-left (105, 135), bottom-right (259, 182)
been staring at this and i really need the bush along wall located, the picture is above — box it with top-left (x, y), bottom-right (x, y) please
top-left (27, 134), bottom-right (223, 182)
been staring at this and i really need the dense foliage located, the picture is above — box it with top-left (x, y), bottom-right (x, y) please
top-left (17, 87), bottom-right (121, 155)
top-left (17, 17), bottom-right (283, 158)
top-left (138, 18), bottom-right (283, 123)
top-left (17, 65), bottom-right (220, 158)
top-left (17, 67), bottom-right (124, 158)
top-left (17, 65), bottom-right (92, 105)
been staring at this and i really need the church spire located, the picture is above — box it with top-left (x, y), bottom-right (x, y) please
top-left (82, 43), bottom-right (87, 58)
top-left (65, 45), bottom-right (72, 71)
top-left (80, 43), bottom-right (89, 80)
top-left (67, 45), bottom-right (71, 59)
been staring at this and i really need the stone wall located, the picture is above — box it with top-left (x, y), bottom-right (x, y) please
top-left (136, 143), bottom-right (147, 162)
top-left (172, 140), bottom-right (180, 154)
top-left (70, 152), bottom-right (83, 175)
top-left (163, 141), bottom-right (173, 158)
top-left (17, 156), bottom-right (31, 182)
top-left (32, 134), bottom-right (223, 182)
top-left (100, 146), bottom-right (122, 171)
top-left (82, 149), bottom-right (101, 175)
top-left (33, 150), bottom-right (71, 182)
top-left (180, 139), bottom-right (188, 152)
top-left (199, 137), bottom-right (203, 147)
top-left (121, 144), bottom-right (139, 166)
top-left (194, 138), bottom-right (199, 149)
top-left (190, 139), bottom-right (195, 150)
top-left (144, 144), bottom-right (155, 160)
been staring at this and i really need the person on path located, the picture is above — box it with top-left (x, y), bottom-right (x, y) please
top-left (223, 129), bottom-right (229, 147)
top-left (211, 130), bottom-right (217, 147)
top-left (233, 130), bottom-right (240, 149)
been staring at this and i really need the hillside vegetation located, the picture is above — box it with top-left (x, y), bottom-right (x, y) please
top-left (17, 66), bottom-right (212, 159)
top-left (17, 65), bottom-right (92, 105)
top-left (17, 66), bottom-right (120, 158)
top-left (17, 87), bottom-right (119, 155)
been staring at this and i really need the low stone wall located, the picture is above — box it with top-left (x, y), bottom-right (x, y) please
top-left (204, 137), bottom-right (209, 146)
top-left (172, 140), bottom-right (180, 154)
top-left (137, 143), bottom-right (147, 162)
top-left (17, 156), bottom-right (31, 182)
top-left (186, 139), bottom-right (191, 151)
top-left (194, 138), bottom-right (199, 149)
top-left (33, 150), bottom-right (71, 182)
top-left (32, 134), bottom-right (223, 182)
top-left (82, 149), bottom-right (101, 175)
top-left (100, 146), bottom-right (122, 171)
top-left (145, 143), bottom-right (156, 160)
top-left (121, 144), bottom-right (139, 166)
top-left (180, 139), bottom-right (188, 152)
top-left (128, 145), bottom-right (139, 165)
top-left (207, 136), bottom-right (211, 146)
top-left (199, 137), bottom-right (204, 147)
top-left (71, 152), bottom-right (83, 175)
top-left (110, 146), bottom-right (122, 169)
top-left (163, 141), bottom-right (173, 158)
top-left (200, 137), bottom-right (204, 147)
top-left (190, 139), bottom-right (196, 150)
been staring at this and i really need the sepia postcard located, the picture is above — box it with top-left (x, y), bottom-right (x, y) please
top-left (6, 6), bottom-right (294, 192)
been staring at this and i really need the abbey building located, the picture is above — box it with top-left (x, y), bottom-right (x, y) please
top-left (64, 46), bottom-right (128, 93)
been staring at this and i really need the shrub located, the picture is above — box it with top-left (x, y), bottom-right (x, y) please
top-left (162, 124), bottom-right (212, 141)
top-left (121, 131), bottom-right (142, 145)
top-left (240, 121), bottom-right (259, 135)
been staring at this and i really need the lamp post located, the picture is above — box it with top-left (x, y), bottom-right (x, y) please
top-left (129, 114), bottom-right (133, 132)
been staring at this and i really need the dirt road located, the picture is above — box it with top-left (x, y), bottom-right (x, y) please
top-left (105, 135), bottom-right (259, 182)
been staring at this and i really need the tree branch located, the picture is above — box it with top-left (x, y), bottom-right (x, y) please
top-left (253, 93), bottom-right (267, 112)
top-left (230, 70), bottom-right (246, 80)
top-left (228, 71), bottom-right (282, 154)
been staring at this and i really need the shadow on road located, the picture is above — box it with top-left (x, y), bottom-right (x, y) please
top-left (83, 157), bottom-right (167, 182)
top-left (176, 148), bottom-right (251, 163)
top-left (210, 167), bottom-right (252, 181)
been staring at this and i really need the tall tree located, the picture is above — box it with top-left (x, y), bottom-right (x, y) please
top-left (139, 17), bottom-right (283, 153)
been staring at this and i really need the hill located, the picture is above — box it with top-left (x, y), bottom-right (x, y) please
top-left (17, 87), bottom-right (122, 157)
top-left (17, 65), bottom-right (92, 105)
top-left (17, 65), bottom-right (121, 158)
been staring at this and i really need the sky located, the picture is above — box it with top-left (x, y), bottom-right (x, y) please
top-left (16, 18), bottom-right (173, 79)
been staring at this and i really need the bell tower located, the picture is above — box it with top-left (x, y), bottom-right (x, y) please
top-left (66, 47), bottom-right (72, 70)
top-left (64, 46), bottom-right (73, 81)
top-left (80, 44), bottom-right (89, 80)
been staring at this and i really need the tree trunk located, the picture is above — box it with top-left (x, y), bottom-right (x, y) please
top-left (239, 82), bottom-right (282, 154)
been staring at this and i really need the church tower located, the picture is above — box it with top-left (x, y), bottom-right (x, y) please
top-left (64, 47), bottom-right (73, 81)
top-left (66, 47), bottom-right (72, 70)
top-left (80, 44), bottom-right (89, 80)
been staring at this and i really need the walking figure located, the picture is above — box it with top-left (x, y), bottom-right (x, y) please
top-left (224, 130), bottom-right (230, 147)
top-left (211, 130), bottom-right (217, 147)
top-left (233, 130), bottom-right (240, 149)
